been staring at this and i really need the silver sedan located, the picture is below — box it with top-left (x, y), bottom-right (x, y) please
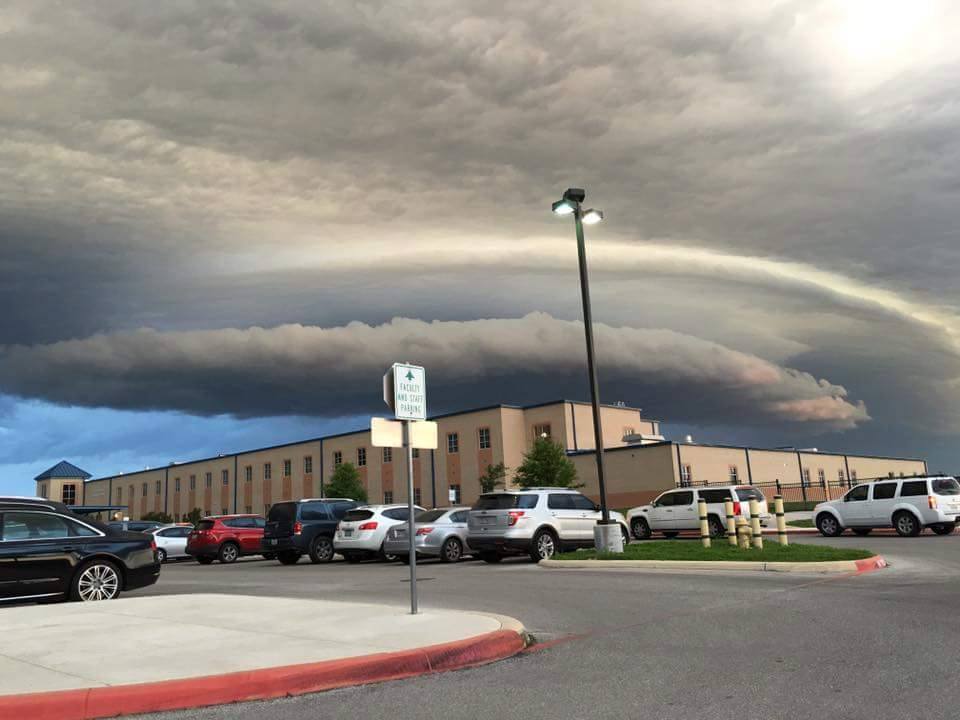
top-left (383, 507), bottom-right (473, 563)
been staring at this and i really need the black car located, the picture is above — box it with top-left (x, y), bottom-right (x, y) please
top-left (108, 520), bottom-right (164, 533)
top-left (263, 498), bottom-right (361, 565)
top-left (0, 497), bottom-right (161, 603)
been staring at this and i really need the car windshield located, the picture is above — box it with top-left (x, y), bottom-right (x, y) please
top-left (267, 503), bottom-right (297, 522)
top-left (473, 494), bottom-right (537, 510)
top-left (343, 509), bottom-right (374, 522)
top-left (415, 510), bottom-right (447, 523)
top-left (932, 478), bottom-right (960, 495)
top-left (734, 487), bottom-right (766, 501)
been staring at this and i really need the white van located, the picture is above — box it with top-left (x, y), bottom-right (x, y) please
top-left (813, 476), bottom-right (960, 537)
top-left (627, 485), bottom-right (769, 540)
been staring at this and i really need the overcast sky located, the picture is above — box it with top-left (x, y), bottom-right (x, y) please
top-left (3, 1), bottom-right (959, 494)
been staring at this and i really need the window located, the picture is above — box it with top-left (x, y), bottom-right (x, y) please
top-left (334, 451), bottom-right (342, 466)
top-left (383, 447), bottom-right (392, 463)
top-left (175, 478), bottom-right (181, 492)
top-left (116, 487), bottom-right (123, 501)
top-left (873, 483), bottom-right (897, 500)
top-left (383, 508), bottom-right (411, 520)
top-left (357, 448), bottom-right (367, 467)
top-left (801, 468), bottom-right (811, 487)
top-left (283, 459), bottom-right (292, 477)
top-left (413, 488), bottom-right (422, 505)
top-left (838, 469), bottom-right (846, 483)
top-left (449, 484), bottom-right (461, 503)
top-left (845, 485), bottom-right (868, 502)
top-left (888, 472), bottom-right (895, 478)
top-left (478, 427), bottom-right (491, 449)
top-left (301, 502), bottom-right (330, 521)
top-left (245, 466), bottom-right (252, 483)
top-left (205, 472), bottom-right (212, 489)
top-left (142, 483), bottom-right (148, 496)
top-left (699, 488), bottom-right (733, 503)
top-left (933, 478), bottom-right (960, 495)
top-left (679, 464), bottom-right (693, 486)
top-left (533, 423), bottom-right (551, 439)
top-left (474, 493), bottom-right (539, 510)
top-left (60, 485), bottom-right (76, 505)
top-left (548, 494), bottom-right (573, 509)
top-left (245, 505), bottom-right (253, 514)
top-left (204, 509), bottom-right (211, 516)
top-left (451, 510), bottom-right (469, 523)
top-left (189, 475), bottom-right (196, 490)
top-left (447, 433), bottom-right (459, 454)
top-left (383, 491), bottom-right (394, 503)
top-left (728, 466), bottom-right (739, 484)
top-left (156, 480), bottom-right (162, 495)
top-left (412, 449), bottom-right (420, 459)
top-left (817, 469), bottom-right (826, 485)
top-left (623, 426), bottom-right (635, 437)
top-left (570, 495), bottom-right (597, 511)
top-left (673, 491), bottom-right (694, 506)
top-left (264, 463), bottom-right (272, 480)
top-left (221, 507), bottom-right (228, 515)
top-left (304, 456), bottom-right (313, 474)
top-left (222, 470), bottom-right (229, 485)
top-left (850, 470), bottom-right (858, 481)
top-left (2, 512), bottom-right (71, 540)
top-left (900, 480), bottom-right (928, 497)
top-left (654, 492), bottom-right (676, 507)
top-left (899, 472), bottom-right (905, 478)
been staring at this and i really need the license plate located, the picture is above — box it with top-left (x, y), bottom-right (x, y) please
top-left (344, 529), bottom-right (353, 537)
top-left (479, 516), bottom-right (496, 525)
top-left (267, 539), bottom-right (277, 545)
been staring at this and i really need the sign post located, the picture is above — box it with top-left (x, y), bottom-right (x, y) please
top-left (375, 363), bottom-right (434, 615)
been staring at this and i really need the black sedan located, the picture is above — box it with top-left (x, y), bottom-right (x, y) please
top-left (0, 497), bottom-right (161, 603)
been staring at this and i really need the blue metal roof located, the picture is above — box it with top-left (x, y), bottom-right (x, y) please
top-left (34, 461), bottom-right (92, 481)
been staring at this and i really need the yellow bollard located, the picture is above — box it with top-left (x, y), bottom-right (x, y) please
top-left (698, 498), bottom-right (711, 548)
top-left (774, 495), bottom-right (788, 546)
top-left (749, 498), bottom-right (763, 550)
top-left (736, 517), bottom-right (751, 549)
top-left (724, 499), bottom-right (737, 546)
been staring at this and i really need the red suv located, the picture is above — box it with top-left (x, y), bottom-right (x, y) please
top-left (186, 515), bottom-right (268, 564)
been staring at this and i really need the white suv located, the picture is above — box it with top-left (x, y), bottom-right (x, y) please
top-left (334, 504), bottom-right (425, 562)
top-left (814, 476), bottom-right (960, 537)
top-left (627, 486), bottom-right (769, 540)
top-left (466, 488), bottom-right (629, 563)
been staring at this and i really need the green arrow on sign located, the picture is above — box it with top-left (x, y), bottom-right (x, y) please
top-left (406, 370), bottom-right (415, 381)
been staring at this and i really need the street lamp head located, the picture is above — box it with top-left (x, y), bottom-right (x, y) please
top-left (563, 188), bottom-right (586, 203)
top-left (551, 198), bottom-right (576, 215)
top-left (581, 208), bottom-right (604, 225)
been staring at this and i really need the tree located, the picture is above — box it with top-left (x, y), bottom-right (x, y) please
top-left (141, 511), bottom-right (173, 524)
top-left (326, 462), bottom-right (368, 502)
top-left (478, 462), bottom-right (507, 493)
top-left (185, 507), bottom-right (204, 526)
top-left (514, 437), bottom-right (579, 489)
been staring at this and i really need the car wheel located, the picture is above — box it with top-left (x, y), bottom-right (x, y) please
top-left (72, 560), bottom-right (121, 602)
top-left (852, 528), bottom-right (872, 536)
top-left (440, 537), bottom-right (464, 563)
top-left (631, 517), bottom-right (651, 540)
top-left (196, 556), bottom-right (215, 565)
top-left (309, 537), bottom-right (335, 564)
top-left (379, 544), bottom-right (399, 563)
top-left (662, 531), bottom-right (679, 539)
top-left (708, 516), bottom-right (726, 539)
top-left (816, 513), bottom-right (842, 537)
top-left (931, 522), bottom-right (957, 535)
top-left (479, 551), bottom-right (502, 564)
top-left (277, 552), bottom-right (301, 565)
top-left (218, 542), bottom-right (240, 564)
top-left (894, 511), bottom-right (921, 537)
top-left (530, 529), bottom-right (558, 562)
top-left (157, 548), bottom-right (167, 563)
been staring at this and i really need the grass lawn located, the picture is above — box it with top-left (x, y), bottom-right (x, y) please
top-left (787, 519), bottom-right (814, 528)
top-left (554, 540), bottom-right (873, 563)
top-left (782, 501), bottom-right (819, 512)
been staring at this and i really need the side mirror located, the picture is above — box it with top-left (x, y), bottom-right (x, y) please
top-left (594, 504), bottom-right (601, 513)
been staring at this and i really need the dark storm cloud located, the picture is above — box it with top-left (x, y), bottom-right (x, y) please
top-left (1, 1), bottom-right (959, 463)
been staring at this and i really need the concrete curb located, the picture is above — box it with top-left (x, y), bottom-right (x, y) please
top-left (540, 554), bottom-right (888, 575)
top-left (0, 622), bottom-right (528, 720)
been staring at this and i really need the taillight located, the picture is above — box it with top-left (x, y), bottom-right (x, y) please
top-left (929, 496), bottom-right (938, 509)
top-left (416, 526), bottom-right (433, 536)
top-left (359, 521), bottom-right (378, 531)
top-left (732, 502), bottom-right (742, 516)
top-left (150, 539), bottom-right (157, 552)
top-left (507, 511), bottom-right (525, 526)
top-left (294, 522), bottom-right (303, 535)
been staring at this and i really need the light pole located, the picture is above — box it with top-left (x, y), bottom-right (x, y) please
top-left (552, 188), bottom-right (622, 553)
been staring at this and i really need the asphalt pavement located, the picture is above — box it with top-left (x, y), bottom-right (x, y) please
top-left (131, 533), bottom-right (960, 720)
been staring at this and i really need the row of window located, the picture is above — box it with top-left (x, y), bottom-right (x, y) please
top-left (679, 463), bottom-right (907, 488)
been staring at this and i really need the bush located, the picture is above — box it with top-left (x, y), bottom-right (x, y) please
top-left (478, 462), bottom-right (507, 493)
top-left (515, 437), bottom-right (579, 489)
top-left (141, 511), bottom-right (173, 524)
top-left (326, 462), bottom-right (368, 502)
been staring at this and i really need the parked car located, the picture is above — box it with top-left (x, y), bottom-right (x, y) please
top-left (383, 506), bottom-right (473, 563)
top-left (262, 498), bottom-right (361, 565)
top-left (627, 485), bottom-right (769, 540)
top-left (0, 496), bottom-right (160, 603)
top-left (814, 476), bottom-right (960, 537)
top-left (466, 488), bottom-right (630, 563)
top-left (186, 514), bottom-right (267, 564)
top-left (148, 524), bottom-right (193, 562)
top-left (108, 520), bottom-right (164, 533)
top-left (334, 504), bottom-right (426, 562)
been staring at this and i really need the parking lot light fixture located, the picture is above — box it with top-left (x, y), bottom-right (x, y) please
top-left (581, 208), bottom-right (604, 225)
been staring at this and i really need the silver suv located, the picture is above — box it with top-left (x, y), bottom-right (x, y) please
top-left (466, 488), bottom-right (629, 563)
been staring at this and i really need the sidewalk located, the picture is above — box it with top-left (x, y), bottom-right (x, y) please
top-left (0, 594), bottom-right (527, 720)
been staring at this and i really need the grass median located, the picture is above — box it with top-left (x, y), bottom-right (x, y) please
top-left (554, 541), bottom-right (873, 563)
top-left (787, 519), bottom-right (814, 528)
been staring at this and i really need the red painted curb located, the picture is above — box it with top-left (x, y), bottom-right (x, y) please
top-left (0, 628), bottom-right (526, 720)
top-left (853, 555), bottom-right (888, 574)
